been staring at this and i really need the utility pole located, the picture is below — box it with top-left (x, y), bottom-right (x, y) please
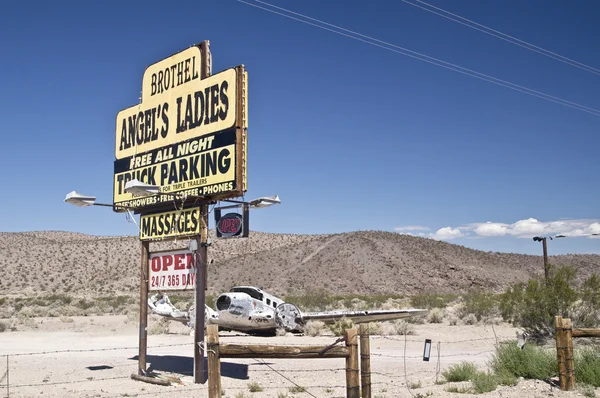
top-left (533, 236), bottom-right (550, 282)
top-left (542, 237), bottom-right (549, 281)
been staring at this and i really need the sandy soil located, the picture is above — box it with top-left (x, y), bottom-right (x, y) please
top-left (0, 315), bottom-right (595, 398)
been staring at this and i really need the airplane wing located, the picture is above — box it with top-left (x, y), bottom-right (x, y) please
top-left (148, 293), bottom-right (189, 324)
top-left (301, 309), bottom-right (427, 324)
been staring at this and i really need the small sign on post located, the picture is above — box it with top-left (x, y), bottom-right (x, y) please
top-left (148, 249), bottom-right (195, 291)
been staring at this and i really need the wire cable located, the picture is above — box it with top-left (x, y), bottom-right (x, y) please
top-left (402, 0), bottom-right (600, 76)
top-left (237, 0), bottom-right (600, 116)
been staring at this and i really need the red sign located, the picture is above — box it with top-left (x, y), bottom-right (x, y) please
top-left (216, 213), bottom-right (243, 237)
top-left (148, 249), bottom-right (195, 291)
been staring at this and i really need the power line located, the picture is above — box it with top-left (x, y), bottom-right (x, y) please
top-left (402, 0), bottom-right (600, 76)
top-left (236, 0), bottom-right (600, 117)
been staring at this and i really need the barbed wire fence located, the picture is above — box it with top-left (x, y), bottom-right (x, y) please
top-left (0, 332), bottom-right (530, 398)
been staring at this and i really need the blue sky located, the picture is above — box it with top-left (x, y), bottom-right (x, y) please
top-left (0, 0), bottom-right (598, 255)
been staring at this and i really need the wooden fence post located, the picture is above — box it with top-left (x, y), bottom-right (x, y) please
top-left (555, 316), bottom-right (567, 391)
top-left (345, 328), bottom-right (360, 398)
top-left (563, 318), bottom-right (575, 390)
top-left (207, 325), bottom-right (221, 398)
top-left (359, 324), bottom-right (372, 398)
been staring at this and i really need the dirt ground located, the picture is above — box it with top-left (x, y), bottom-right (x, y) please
top-left (0, 315), bottom-right (595, 398)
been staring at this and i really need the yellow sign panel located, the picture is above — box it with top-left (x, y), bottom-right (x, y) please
top-left (140, 208), bottom-right (201, 241)
top-left (141, 46), bottom-right (202, 102)
top-left (115, 67), bottom-right (238, 159)
top-left (113, 128), bottom-right (243, 210)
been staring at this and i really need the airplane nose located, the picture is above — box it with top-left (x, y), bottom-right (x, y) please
top-left (216, 295), bottom-right (231, 310)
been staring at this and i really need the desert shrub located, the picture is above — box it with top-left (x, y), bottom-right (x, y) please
top-left (427, 308), bottom-right (444, 323)
top-left (288, 385), bottom-right (307, 393)
top-left (411, 293), bottom-right (457, 309)
top-left (148, 318), bottom-right (170, 335)
top-left (96, 295), bottom-right (135, 313)
top-left (328, 318), bottom-right (353, 336)
top-left (462, 313), bottom-right (477, 325)
top-left (495, 368), bottom-right (518, 386)
top-left (471, 371), bottom-right (498, 393)
top-left (457, 289), bottom-right (497, 322)
top-left (60, 316), bottom-right (74, 323)
top-left (284, 288), bottom-right (338, 311)
top-left (275, 328), bottom-right (287, 336)
top-left (392, 319), bottom-right (415, 335)
top-left (580, 384), bottom-right (596, 398)
top-left (125, 309), bottom-right (139, 324)
top-left (366, 322), bottom-right (383, 335)
top-left (0, 321), bottom-right (6, 332)
top-left (247, 382), bottom-right (263, 392)
top-left (75, 298), bottom-right (95, 311)
top-left (445, 385), bottom-right (471, 393)
top-left (499, 265), bottom-right (578, 340)
top-left (575, 346), bottom-right (600, 387)
top-left (442, 361), bottom-right (477, 382)
top-left (572, 274), bottom-right (600, 327)
top-left (489, 341), bottom-right (556, 380)
top-left (284, 290), bottom-right (403, 312)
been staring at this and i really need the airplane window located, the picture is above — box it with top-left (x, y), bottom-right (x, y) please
top-left (273, 302), bottom-right (278, 308)
top-left (216, 295), bottom-right (231, 310)
top-left (266, 299), bottom-right (271, 305)
top-left (232, 287), bottom-right (263, 301)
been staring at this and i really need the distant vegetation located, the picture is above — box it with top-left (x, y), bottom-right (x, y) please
top-left (500, 265), bottom-right (600, 340)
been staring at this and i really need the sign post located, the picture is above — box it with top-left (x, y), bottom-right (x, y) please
top-left (193, 40), bottom-right (212, 384)
top-left (138, 240), bottom-right (149, 376)
top-left (115, 39), bottom-right (248, 384)
top-left (194, 203), bottom-right (208, 383)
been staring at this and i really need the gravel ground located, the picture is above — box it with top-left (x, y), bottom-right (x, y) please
top-left (0, 315), bottom-right (595, 398)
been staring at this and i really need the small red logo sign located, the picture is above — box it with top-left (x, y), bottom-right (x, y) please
top-left (216, 213), bottom-right (243, 237)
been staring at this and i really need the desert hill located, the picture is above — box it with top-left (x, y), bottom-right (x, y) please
top-left (0, 230), bottom-right (598, 297)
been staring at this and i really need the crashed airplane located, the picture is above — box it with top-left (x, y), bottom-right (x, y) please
top-left (148, 286), bottom-right (427, 335)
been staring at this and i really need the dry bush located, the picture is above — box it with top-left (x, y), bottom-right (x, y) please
top-left (381, 297), bottom-right (411, 310)
top-left (304, 320), bottom-right (325, 336)
top-left (350, 298), bottom-right (367, 310)
top-left (428, 308), bottom-right (444, 323)
top-left (60, 316), bottom-right (74, 323)
top-left (406, 314), bottom-right (426, 324)
top-left (17, 307), bottom-right (34, 320)
top-left (0, 321), bottom-right (7, 332)
top-left (125, 309), bottom-right (139, 324)
top-left (380, 322), bottom-right (399, 335)
top-left (148, 318), bottom-right (170, 335)
top-left (275, 328), bottom-right (287, 336)
top-left (366, 322), bottom-right (383, 335)
top-left (328, 318), bottom-right (353, 336)
top-left (392, 319), bottom-right (415, 336)
top-left (447, 315), bottom-right (459, 326)
top-left (462, 313), bottom-right (478, 325)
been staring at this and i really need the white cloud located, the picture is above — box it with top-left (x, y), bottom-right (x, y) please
top-left (465, 218), bottom-right (600, 239)
top-left (394, 218), bottom-right (600, 242)
top-left (510, 218), bottom-right (546, 237)
top-left (431, 227), bottom-right (464, 240)
top-left (473, 221), bottom-right (509, 237)
top-left (589, 222), bottom-right (600, 234)
top-left (394, 225), bottom-right (430, 232)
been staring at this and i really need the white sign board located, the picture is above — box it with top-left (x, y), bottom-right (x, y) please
top-left (148, 249), bottom-right (195, 291)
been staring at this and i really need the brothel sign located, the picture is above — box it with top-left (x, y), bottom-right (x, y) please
top-left (148, 249), bottom-right (195, 291)
top-left (113, 43), bottom-right (248, 212)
